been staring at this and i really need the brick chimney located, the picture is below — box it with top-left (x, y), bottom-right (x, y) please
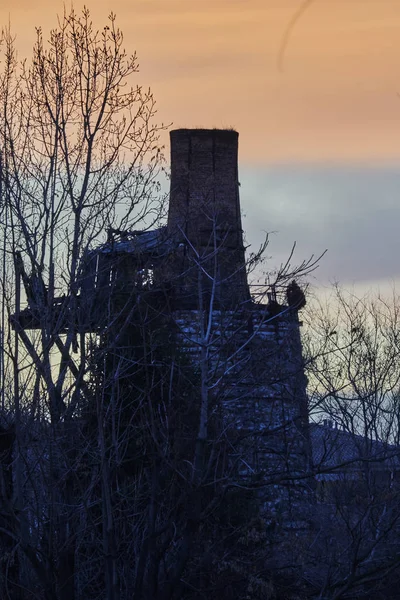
top-left (167, 129), bottom-right (250, 308)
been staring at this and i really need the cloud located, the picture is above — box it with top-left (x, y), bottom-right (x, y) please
top-left (240, 165), bottom-right (400, 286)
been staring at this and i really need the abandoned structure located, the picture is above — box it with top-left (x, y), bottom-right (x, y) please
top-left (79, 128), bottom-right (313, 513)
top-left (13, 128), bottom-right (313, 518)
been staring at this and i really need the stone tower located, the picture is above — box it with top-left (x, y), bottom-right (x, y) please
top-left (166, 129), bottom-right (313, 521)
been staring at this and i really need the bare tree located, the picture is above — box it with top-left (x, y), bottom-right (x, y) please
top-left (302, 286), bottom-right (400, 599)
top-left (0, 8), bottom-right (165, 598)
top-left (305, 286), bottom-right (400, 441)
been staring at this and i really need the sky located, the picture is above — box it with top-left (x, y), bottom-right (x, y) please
top-left (1, 0), bottom-right (400, 294)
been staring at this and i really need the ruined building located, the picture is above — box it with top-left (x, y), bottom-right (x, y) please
top-left (15, 128), bottom-right (312, 507)
top-left (77, 128), bottom-right (314, 518)
top-left (16, 128), bottom-right (311, 479)
top-left (11, 129), bottom-right (314, 532)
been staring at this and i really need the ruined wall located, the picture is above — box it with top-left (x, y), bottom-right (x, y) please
top-left (173, 303), bottom-right (313, 523)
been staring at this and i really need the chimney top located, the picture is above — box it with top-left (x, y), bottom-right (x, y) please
top-left (170, 128), bottom-right (238, 141)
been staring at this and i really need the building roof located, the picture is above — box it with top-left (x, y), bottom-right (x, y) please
top-left (310, 422), bottom-right (400, 480)
top-left (96, 226), bottom-right (171, 257)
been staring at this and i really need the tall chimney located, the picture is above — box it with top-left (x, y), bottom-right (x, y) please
top-left (167, 129), bottom-right (250, 308)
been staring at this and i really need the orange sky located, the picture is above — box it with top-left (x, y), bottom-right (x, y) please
top-left (1, 0), bottom-right (400, 290)
top-left (1, 0), bottom-right (400, 164)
